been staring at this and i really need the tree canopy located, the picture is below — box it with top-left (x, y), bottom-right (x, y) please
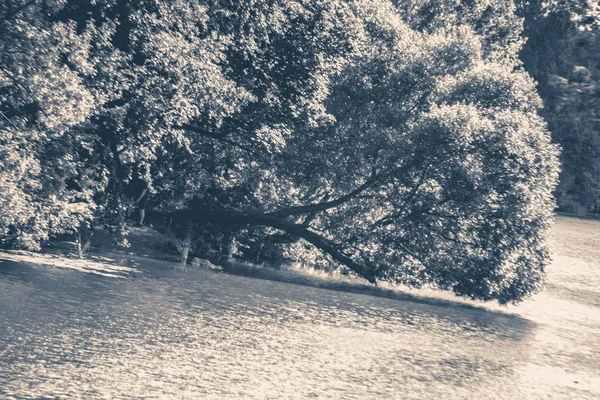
top-left (0, 0), bottom-right (560, 303)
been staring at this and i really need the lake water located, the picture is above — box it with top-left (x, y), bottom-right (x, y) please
top-left (0, 216), bottom-right (598, 399)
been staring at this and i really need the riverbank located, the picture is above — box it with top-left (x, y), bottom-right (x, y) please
top-left (0, 227), bottom-right (485, 313)
top-left (1, 215), bottom-right (598, 313)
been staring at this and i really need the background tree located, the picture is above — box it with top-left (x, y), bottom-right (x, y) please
top-left (519, 0), bottom-right (600, 214)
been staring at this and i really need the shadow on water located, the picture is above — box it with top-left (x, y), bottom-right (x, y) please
top-left (0, 255), bottom-right (540, 398)
top-left (220, 260), bottom-right (533, 323)
top-left (4, 217), bottom-right (600, 398)
top-left (0, 254), bottom-right (535, 338)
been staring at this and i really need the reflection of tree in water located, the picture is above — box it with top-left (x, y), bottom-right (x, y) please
top-left (0, 253), bottom-right (538, 398)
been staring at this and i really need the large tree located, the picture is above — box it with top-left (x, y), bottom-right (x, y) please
top-left (0, 0), bottom-right (559, 303)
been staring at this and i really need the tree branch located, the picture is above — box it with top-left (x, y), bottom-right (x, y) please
top-left (174, 124), bottom-right (255, 154)
top-left (0, 110), bottom-right (18, 129)
top-left (267, 167), bottom-right (378, 219)
top-left (168, 208), bottom-right (377, 283)
top-left (370, 167), bottom-right (430, 229)
top-left (176, 123), bottom-right (233, 140)
top-left (264, 195), bottom-right (328, 244)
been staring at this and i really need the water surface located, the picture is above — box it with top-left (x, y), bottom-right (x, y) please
top-left (0, 216), bottom-right (598, 399)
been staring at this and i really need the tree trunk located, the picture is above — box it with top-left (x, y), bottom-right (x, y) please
top-left (169, 209), bottom-right (378, 283)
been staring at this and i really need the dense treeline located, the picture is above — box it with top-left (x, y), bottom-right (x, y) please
top-left (0, 0), bottom-right (562, 303)
top-left (519, 0), bottom-right (600, 215)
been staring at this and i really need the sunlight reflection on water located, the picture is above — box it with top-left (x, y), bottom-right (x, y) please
top-left (0, 259), bottom-right (532, 399)
top-left (0, 216), bottom-right (599, 399)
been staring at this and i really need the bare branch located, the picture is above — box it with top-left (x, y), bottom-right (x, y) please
top-left (267, 166), bottom-right (378, 219)
top-left (370, 167), bottom-right (430, 229)
top-left (0, 110), bottom-right (18, 129)
top-left (176, 123), bottom-right (233, 140)
top-left (116, 146), bottom-right (129, 155)
top-left (174, 124), bottom-right (255, 154)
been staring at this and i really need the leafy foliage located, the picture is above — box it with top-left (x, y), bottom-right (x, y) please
top-left (0, 0), bottom-right (560, 303)
top-left (1, 2), bottom-right (101, 248)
